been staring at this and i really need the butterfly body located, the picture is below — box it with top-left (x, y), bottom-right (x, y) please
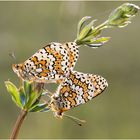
top-left (50, 71), bottom-right (108, 118)
top-left (12, 42), bottom-right (79, 83)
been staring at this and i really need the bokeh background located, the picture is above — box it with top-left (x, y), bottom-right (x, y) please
top-left (0, 1), bottom-right (140, 139)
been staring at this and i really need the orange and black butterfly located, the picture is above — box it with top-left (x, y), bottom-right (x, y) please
top-left (48, 70), bottom-right (108, 124)
top-left (12, 42), bottom-right (79, 84)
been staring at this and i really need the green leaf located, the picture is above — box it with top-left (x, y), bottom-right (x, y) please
top-left (5, 81), bottom-right (23, 108)
top-left (78, 19), bottom-right (96, 41)
top-left (84, 37), bottom-right (110, 48)
top-left (23, 80), bottom-right (32, 101)
top-left (19, 87), bottom-right (26, 107)
top-left (92, 37), bottom-right (110, 44)
top-left (24, 91), bottom-right (39, 109)
top-left (30, 93), bottom-right (42, 108)
top-left (77, 16), bottom-right (92, 37)
top-left (40, 107), bottom-right (50, 112)
top-left (82, 30), bottom-right (101, 42)
top-left (85, 43), bottom-right (103, 48)
top-left (29, 103), bottom-right (49, 112)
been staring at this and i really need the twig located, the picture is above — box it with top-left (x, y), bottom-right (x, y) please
top-left (10, 109), bottom-right (28, 139)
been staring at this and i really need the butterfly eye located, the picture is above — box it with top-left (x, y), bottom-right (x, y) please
top-left (12, 64), bottom-right (18, 71)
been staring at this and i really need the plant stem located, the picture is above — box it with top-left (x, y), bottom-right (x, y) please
top-left (94, 20), bottom-right (108, 31)
top-left (10, 109), bottom-right (28, 139)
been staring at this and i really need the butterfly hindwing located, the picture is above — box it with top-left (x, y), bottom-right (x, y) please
top-left (51, 71), bottom-right (108, 115)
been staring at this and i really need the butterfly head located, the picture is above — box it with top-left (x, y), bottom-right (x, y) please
top-left (49, 94), bottom-right (68, 118)
top-left (12, 63), bottom-right (27, 80)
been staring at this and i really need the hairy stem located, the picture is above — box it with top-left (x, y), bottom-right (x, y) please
top-left (10, 109), bottom-right (28, 139)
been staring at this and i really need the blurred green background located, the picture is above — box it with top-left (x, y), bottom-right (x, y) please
top-left (0, 1), bottom-right (140, 139)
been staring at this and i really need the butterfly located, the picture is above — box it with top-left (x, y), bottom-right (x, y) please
top-left (12, 42), bottom-right (79, 84)
top-left (48, 70), bottom-right (108, 123)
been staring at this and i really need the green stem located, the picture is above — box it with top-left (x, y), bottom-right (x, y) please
top-left (10, 109), bottom-right (28, 139)
top-left (94, 20), bottom-right (108, 31)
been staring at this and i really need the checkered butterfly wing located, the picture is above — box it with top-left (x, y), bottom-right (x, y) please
top-left (12, 42), bottom-right (79, 83)
top-left (51, 71), bottom-right (108, 115)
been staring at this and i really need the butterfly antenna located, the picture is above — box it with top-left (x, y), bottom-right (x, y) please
top-left (9, 52), bottom-right (17, 63)
top-left (63, 114), bottom-right (86, 126)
